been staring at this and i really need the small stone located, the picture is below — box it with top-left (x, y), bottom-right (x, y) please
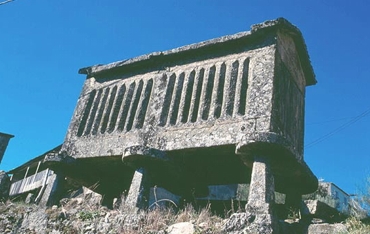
top-left (308, 223), bottom-right (347, 234)
top-left (167, 222), bottom-right (195, 234)
top-left (198, 222), bottom-right (207, 229)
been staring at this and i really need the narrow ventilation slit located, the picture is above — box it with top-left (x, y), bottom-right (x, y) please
top-left (238, 58), bottom-right (249, 115)
top-left (190, 68), bottom-right (204, 123)
top-left (117, 82), bottom-right (136, 131)
top-left (92, 88), bottom-right (110, 135)
top-left (84, 89), bottom-right (103, 136)
top-left (214, 63), bottom-right (226, 119)
top-left (226, 61), bottom-right (239, 116)
top-left (108, 84), bottom-right (126, 133)
top-left (159, 74), bottom-right (176, 126)
top-left (126, 80), bottom-right (144, 131)
top-left (77, 90), bottom-right (96, 137)
top-left (136, 79), bottom-right (153, 129)
top-left (202, 66), bottom-right (216, 120)
top-left (170, 73), bottom-right (185, 125)
top-left (181, 70), bottom-right (195, 123)
top-left (100, 86), bottom-right (117, 134)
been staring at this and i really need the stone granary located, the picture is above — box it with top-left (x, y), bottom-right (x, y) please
top-left (46, 18), bottom-right (318, 232)
top-left (0, 132), bottom-right (14, 164)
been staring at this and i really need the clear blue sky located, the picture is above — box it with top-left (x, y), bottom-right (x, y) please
top-left (1, 0), bottom-right (369, 195)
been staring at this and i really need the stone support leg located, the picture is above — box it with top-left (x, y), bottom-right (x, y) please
top-left (38, 172), bottom-right (64, 207)
top-left (124, 168), bottom-right (150, 210)
top-left (245, 155), bottom-right (278, 234)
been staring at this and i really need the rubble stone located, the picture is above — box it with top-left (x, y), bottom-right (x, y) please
top-left (167, 222), bottom-right (195, 234)
top-left (307, 223), bottom-right (347, 234)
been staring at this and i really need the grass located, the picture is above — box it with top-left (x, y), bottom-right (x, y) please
top-left (120, 203), bottom-right (225, 233)
top-left (345, 217), bottom-right (370, 234)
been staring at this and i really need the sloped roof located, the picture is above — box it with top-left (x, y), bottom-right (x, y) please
top-left (7, 144), bottom-right (62, 174)
top-left (79, 18), bottom-right (316, 86)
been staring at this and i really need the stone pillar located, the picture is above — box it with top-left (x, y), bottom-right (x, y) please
top-left (38, 172), bottom-right (64, 207)
top-left (124, 167), bottom-right (150, 210)
top-left (245, 155), bottom-right (277, 234)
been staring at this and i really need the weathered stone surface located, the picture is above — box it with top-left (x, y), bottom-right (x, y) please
top-left (20, 207), bottom-right (48, 234)
top-left (0, 170), bottom-right (10, 201)
top-left (247, 156), bottom-right (275, 212)
top-left (167, 222), bottom-right (195, 234)
top-left (223, 212), bottom-right (252, 233)
top-left (25, 193), bottom-right (35, 204)
top-left (307, 223), bottom-right (347, 234)
top-left (38, 173), bottom-right (64, 207)
top-left (244, 156), bottom-right (277, 233)
top-left (124, 168), bottom-right (150, 210)
top-left (224, 212), bottom-right (276, 234)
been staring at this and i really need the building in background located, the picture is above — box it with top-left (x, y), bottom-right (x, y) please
top-left (0, 132), bottom-right (14, 164)
top-left (7, 145), bottom-right (63, 206)
top-left (319, 182), bottom-right (350, 214)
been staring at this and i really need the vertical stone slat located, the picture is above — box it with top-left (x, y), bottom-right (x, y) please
top-left (126, 80), bottom-right (144, 131)
top-left (214, 63), bottom-right (226, 119)
top-left (190, 68), bottom-right (205, 123)
top-left (117, 82), bottom-right (136, 132)
top-left (159, 74), bottom-right (176, 126)
top-left (107, 84), bottom-right (126, 133)
top-left (92, 88), bottom-right (110, 135)
top-left (201, 65), bottom-right (216, 121)
top-left (197, 66), bottom-right (210, 121)
top-left (220, 62), bottom-right (231, 118)
top-left (195, 66), bottom-right (210, 122)
top-left (135, 79), bottom-right (154, 129)
top-left (238, 58), bottom-right (250, 115)
top-left (225, 60), bottom-right (239, 116)
top-left (170, 72), bottom-right (185, 125)
top-left (209, 63), bottom-right (220, 121)
top-left (166, 73), bottom-right (178, 126)
top-left (101, 86), bottom-right (118, 134)
top-left (84, 89), bottom-right (103, 136)
top-left (233, 59), bottom-right (244, 117)
top-left (180, 70), bottom-right (195, 123)
top-left (77, 89), bottom-right (96, 137)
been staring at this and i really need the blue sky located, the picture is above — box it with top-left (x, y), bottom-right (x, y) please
top-left (0, 0), bottom-right (369, 195)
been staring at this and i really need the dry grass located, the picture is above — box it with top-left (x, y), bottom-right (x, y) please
top-left (0, 190), bottom-right (227, 234)
top-left (117, 203), bottom-right (224, 233)
top-left (345, 217), bottom-right (370, 234)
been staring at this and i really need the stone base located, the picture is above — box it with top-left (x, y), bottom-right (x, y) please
top-left (223, 211), bottom-right (277, 234)
top-left (38, 173), bottom-right (63, 207)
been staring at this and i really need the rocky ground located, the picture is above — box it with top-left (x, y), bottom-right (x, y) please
top-left (0, 187), bottom-right (367, 234)
top-left (0, 197), bottom-right (226, 234)
top-left (0, 198), bottom-right (356, 234)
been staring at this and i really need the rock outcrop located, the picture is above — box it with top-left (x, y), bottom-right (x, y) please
top-left (0, 171), bottom-right (10, 202)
